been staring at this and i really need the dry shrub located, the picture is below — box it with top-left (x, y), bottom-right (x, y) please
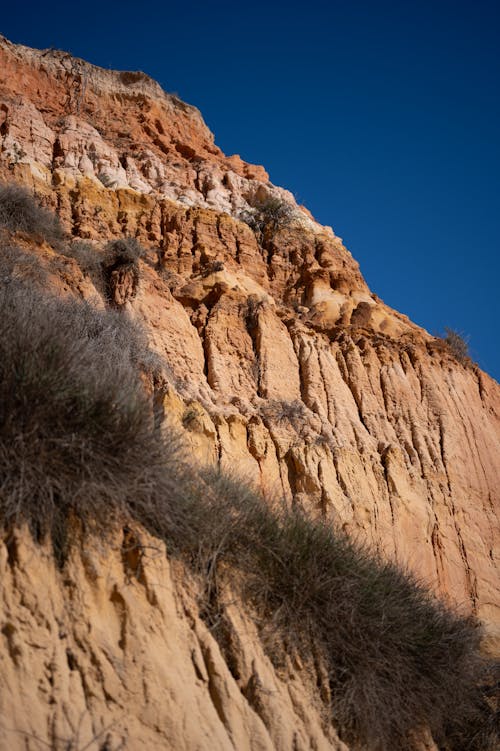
top-left (440, 658), bottom-right (500, 751)
top-left (0, 281), bottom-right (180, 561)
top-left (443, 327), bottom-right (471, 364)
top-left (201, 259), bottom-right (224, 277)
top-left (0, 241), bottom-right (49, 285)
top-left (0, 183), bottom-right (64, 244)
top-left (103, 237), bottom-right (143, 266)
top-left (168, 470), bottom-right (496, 751)
top-left (102, 237), bottom-right (143, 305)
top-left (244, 294), bottom-right (265, 331)
top-left (61, 239), bottom-right (101, 272)
top-left (240, 197), bottom-right (294, 245)
top-left (259, 398), bottom-right (309, 426)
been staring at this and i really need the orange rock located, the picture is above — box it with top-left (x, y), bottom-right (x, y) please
top-left (0, 35), bottom-right (498, 750)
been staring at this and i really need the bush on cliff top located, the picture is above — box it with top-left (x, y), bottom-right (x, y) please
top-left (0, 281), bottom-right (497, 751)
top-left (443, 326), bottom-right (471, 364)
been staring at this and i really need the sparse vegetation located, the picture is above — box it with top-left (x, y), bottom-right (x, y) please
top-left (260, 398), bottom-right (309, 427)
top-left (103, 236), bottom-right (143, 266)
top-left (61, 238), bottom-right (101, 274)
top-left (102, 237), bottom-right (143, 305)
top-left (166, 470), bottom-right (496, 751)
top-left (240, 196), bottom-right (294, 245)
top-left (244, 294), bottom-right (265, 331)
top-left (443, 327), bottom-right (471, 364)
top-left (5, 717), bottom-right (121, 751)
top-left (0, 281), bottom-right (175, 562)
top-left (182, 405), bottom-right (199, 428)
top-left (201, 259), bottom-right (224, 276)
top-left (0, 241), bottom-right (49, 284)
top-left (0, 183), bottom-right (64, 244)
top-left (0, 277), bottom-right (497, 749)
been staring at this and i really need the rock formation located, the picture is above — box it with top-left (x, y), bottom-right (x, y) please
top-left (0, 35), bottom-right (498, 750)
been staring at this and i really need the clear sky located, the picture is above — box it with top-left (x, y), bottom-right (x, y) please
top-left (2, 1), bottom-right (499, 380)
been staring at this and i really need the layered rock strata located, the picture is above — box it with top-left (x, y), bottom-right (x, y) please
top-left (0, 35), bottom-right (499, 750)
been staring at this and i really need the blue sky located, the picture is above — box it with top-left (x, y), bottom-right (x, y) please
top-left (2, 1), bottom-right (499, 380)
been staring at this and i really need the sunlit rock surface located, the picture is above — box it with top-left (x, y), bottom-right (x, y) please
top-left (0, 34), bottom-right (498, 750)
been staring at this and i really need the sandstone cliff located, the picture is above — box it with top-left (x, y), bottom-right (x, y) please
top-left (0, 36), bottom-right (498, 750)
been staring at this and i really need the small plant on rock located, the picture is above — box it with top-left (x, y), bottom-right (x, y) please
top-left (260, 399), bottom-right (309, 427)
top-left (244, 294), bottom-right (265, 331)
top-left (102, 237), bottom-right (143, 305)
top-left (240, 197), bottom-right (294, 245)
top-left (443, 327), bottom-right (471, 364)
top-left (201, 259), bottom-right (224, 277)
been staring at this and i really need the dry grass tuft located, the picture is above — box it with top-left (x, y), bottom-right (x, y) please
top-left (0, 282), bottom-right (179, 562)
top-left (168, 469), bottom-right (496, 751)
top-left (0, 183), bottom-right (64, 244)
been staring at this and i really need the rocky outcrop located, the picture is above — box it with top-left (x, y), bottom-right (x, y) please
top-left (0, 35), bottom-right (274, 216)
top-left (0, 35), bottom-right (499, 749)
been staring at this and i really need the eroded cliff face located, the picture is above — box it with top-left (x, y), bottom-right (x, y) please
top-left (0, 35), bottom-right (498, 750)
top-left (0, 528), bottom-right (349, 751)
